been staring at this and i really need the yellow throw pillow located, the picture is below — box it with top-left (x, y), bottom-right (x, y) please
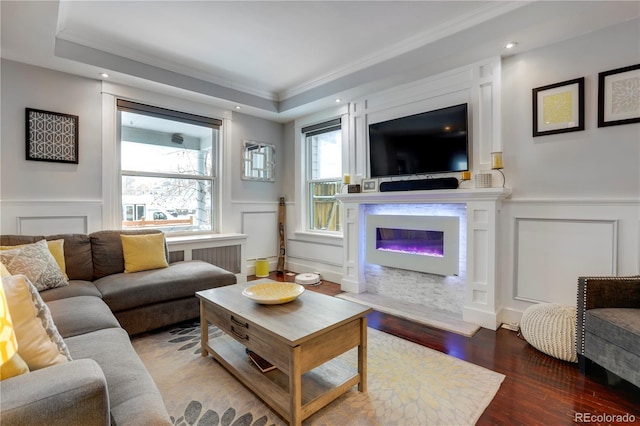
top-left (1, 352), bottom-right (30, 380)
top-left (45, 240), bottom-right (68, 280)
top-left (1, 240), bottom-right (68, 280)
top-left (2, 275), bottom-right (71, 370)
top-left (121, 233), bottom-right (169, 273)
top-left (0, 262), bottom-right (11, 277)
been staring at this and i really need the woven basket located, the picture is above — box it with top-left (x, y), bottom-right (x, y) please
top-left (519, 303), bottom-right (577, 363)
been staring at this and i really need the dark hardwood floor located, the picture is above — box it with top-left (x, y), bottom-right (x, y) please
top-left (253, 273), bottom-right (640, 425)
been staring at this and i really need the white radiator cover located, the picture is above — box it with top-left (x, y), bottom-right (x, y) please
top-left (366, 214), bottom-right (459, 276)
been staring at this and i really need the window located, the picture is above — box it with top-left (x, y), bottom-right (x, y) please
top-left (303, 119), bottom-right (342, 232)
top-left (117, 100), bottom-right (221, 233)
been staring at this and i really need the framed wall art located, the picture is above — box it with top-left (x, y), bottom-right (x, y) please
top-left (241, 139), bottom-right (275, 181)
top-left (532, 77), bottom-right (584, 137)
top-left (26, 108), bottom-right (79, 164)
top-left (362, 178), bottom-right (378, 192)
top-left (598, 64), bottom-right (640, 127)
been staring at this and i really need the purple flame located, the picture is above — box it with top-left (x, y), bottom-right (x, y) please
top-left (376, 228), bottom-right (444, 258)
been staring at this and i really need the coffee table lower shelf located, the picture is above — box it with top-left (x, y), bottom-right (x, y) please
top-left (204, 334), bottom-right (360, 423)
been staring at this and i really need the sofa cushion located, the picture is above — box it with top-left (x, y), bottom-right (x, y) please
top-left (0, 352), bottom-right (29, 380)
top-left (47, 234), bottom-right (93, 281)
top-left (1, 239), bottom-right (69, 279)
top-left (0, 240), bottom-right (68, 291)
top-left (584, 329), bottom-right (640, 388)
top-left (121, 233), bottom-right (169, 273)
top-left (94, 260), bottom-right (236, 312)
top-left (65, 328), bottom-right (172, 425)
top-left (1, 262), bottom-right (10, 277)
top-left (585, 308), bottom-right (640, 355)
top-left (39, 280), bottom-right (102, 303)
top-left (46, 296), bottom-right (121, 338)
top-left (2, 275), bottom-right (71, 370)
top-left (90, 229), bottom-right (166, 280)
top-left (0, 359), bottom-right (110, 426)
top-left (0, 235), bottom-right (44, 246)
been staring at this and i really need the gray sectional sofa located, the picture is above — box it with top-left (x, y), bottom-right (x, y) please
top-left (1, 229), bottom-right (237, 425)
top-left (576, 276), bottom-right (640, 388)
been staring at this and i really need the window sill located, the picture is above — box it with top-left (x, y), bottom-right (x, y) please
top-left (166, 232), bottom-right (247, 245)
top-left (292, 231), bottom-right (343, 245)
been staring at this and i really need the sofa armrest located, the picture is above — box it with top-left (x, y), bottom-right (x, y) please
top-left (0, 359), bottom-right (110, 426)
top-left (576, 276), bottom-right (640, 357)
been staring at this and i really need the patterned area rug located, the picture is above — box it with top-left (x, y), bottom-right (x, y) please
top-left (131, 321), bottom-right (504, 426)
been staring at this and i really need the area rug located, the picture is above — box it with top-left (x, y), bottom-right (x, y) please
top-left (132, 321), bottom-right (504, 426)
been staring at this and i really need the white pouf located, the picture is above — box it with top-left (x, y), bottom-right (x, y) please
top-left (519, 303), bottom-right (578, 363)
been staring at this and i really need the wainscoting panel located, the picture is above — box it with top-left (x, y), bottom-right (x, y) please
top-left (1, 200), bottom-right (102, 235)
top-left (287, 239), bottom-right (343, 266)
top-left (514, 218), bottom-right (617, 305)
top-left (472, 229), bottom-right (489, 283)
top-left (241, 211), bottom-right (278, 260)
top-left (18, 216), bottom-right (87, 235)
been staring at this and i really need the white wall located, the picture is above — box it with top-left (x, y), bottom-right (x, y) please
top-left (1, 60), bottom-right (284, 276)
top-left (282, 19), bottom-right (640, 325)
top-left (498, 19), bottom-right (640, 325)
top-left (1, 59), bottom-right (104, 233)
top-left (0, 60), bottom-right (103, 201)
top-left (501, 19), bottom-right (640, 200)
top-left (228, 111), bottom-right (285, 272)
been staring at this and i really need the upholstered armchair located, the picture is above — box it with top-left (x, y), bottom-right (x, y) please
top-left (576, 276), bottom-right (640, 388)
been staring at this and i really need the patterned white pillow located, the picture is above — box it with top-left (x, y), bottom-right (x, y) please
top-left (0, 240), bottom-right (68, 291)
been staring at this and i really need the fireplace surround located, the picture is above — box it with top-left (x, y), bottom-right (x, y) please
top-left (336, 187), bottom-right (511, 330)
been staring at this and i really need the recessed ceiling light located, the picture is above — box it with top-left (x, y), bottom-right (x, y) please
top-left (100, 73), bottom-right (110, 78)
top-left (235, 106), bottom-right (241, 110)
top-left (335, 98), bottom-right (342, 103)
top-left (505, 42), bottom-right (518, 49)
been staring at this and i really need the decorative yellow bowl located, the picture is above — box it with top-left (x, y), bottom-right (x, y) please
top-left (242, 282), bottom-right (305, 304)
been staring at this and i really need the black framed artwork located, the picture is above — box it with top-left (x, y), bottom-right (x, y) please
top-left (532, 77), bottom-right (585, 137)
top-left (26, 108), bottom-right (79, 164)
top-left (598, 64), bottom-right (640, 127)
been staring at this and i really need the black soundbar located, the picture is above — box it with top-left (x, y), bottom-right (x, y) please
top-left (379, 177), bottom-right (459, 192)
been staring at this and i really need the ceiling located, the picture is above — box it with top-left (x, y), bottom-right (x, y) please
top-left (2, 1), bottom-right (639, 122)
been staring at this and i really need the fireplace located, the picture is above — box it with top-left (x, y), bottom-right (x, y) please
top-left (376, 228), bottom-right (444, 257)
top-left (336, 188), bottom-right (511, 330)
top-left (366, 214), bottom-right (459, 276)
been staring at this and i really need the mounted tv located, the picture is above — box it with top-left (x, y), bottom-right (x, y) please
top-left (368, 103), bottom-right (469, 178)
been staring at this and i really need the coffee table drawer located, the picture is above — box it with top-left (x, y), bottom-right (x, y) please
top-left (202, 302), bottom-right (290, 373)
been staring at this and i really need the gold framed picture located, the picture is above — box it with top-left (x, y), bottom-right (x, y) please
top-left (532, 77), bottom-right (584, 137)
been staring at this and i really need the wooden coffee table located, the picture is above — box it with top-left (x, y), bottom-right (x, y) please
top-left (196, 282), bottom-right (372, 426)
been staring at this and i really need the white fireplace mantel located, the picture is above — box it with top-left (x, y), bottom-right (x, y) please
top-left (335, 187), bottom-right (512, 205)
top-left (336, 187), bottom-right (512, 330)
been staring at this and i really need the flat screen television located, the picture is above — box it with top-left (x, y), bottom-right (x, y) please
top-left (368, 103), bottom-right (469, 178)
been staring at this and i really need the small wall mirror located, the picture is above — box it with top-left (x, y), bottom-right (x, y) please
top-left (242, 140), bottom-right (275, 182)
